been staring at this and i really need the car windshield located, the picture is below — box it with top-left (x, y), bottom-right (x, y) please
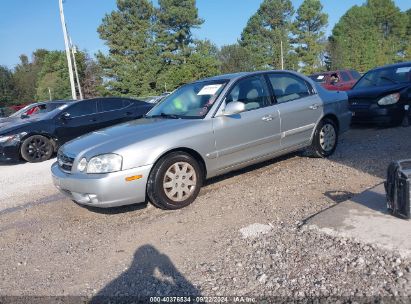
top-left (146, 80), bottom-right (227, 119)
top-left (354, 65), bottom-right (411, 89)
top-left (9, 104), bottom-right (34, 117)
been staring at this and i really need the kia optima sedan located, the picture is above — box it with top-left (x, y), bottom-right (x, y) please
top-left (52, 71), bottom-right (351, 210)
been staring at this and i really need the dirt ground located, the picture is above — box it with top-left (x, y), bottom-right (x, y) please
top-left (0, 125), bottom-right (410, 301)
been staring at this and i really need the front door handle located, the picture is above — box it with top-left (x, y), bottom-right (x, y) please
top-left (309, 104), bottom-right (320, 110)
top-left (261, 115), bottom-right (273, 122)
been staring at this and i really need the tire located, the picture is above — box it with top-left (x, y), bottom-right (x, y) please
top-left (147, 152), bottom-right (203, 210)
top-left (307, 118), bottom-right (338, 158)
top-left (20, 135), bottom-right (53, 163)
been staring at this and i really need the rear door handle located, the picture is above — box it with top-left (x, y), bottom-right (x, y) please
top-left (309, 104), bottom-right (320, 110)
top-left (261, 115), bottom-right (273, 122)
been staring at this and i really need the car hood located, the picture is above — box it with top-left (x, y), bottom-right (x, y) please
top-left (0, 116), bottom-right (41, 134)
top-left (348, 83), bottom-right (409, 100)
top-left (60, 118), bottom-right (199, 158)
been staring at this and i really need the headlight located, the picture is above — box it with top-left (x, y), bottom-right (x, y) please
top-left (86, 154), bottom-right (122, 174)
top-left (77, 158), bottom-right (88, 172)
top-left (0, 135), bottom-right (15, 143)
top-left (377, 93), bottom-right (400, 105)
top-left (0, 133), bottom-right (26, 144)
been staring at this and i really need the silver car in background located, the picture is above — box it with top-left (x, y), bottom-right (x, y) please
top-left (51, 71), bottom-right (351, 210)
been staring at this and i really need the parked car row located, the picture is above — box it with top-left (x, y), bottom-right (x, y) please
top-left (1, 61), bottom-right (409, 211)
top-left (311, 62), bottom-right (411, 126)
top-left (0, 97), bottom-right (154, 162)
top-left (51, 70), bottom-right (352, 210)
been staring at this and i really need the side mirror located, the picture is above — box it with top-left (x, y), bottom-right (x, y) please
top-left (223, 101), bottom-right (246, 116)
top-left (61, 112), bottom-right (71, 120)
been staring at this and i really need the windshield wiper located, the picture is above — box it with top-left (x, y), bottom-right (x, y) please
top-left (148, 113), bottom-right (181, 119)
top-left (379, 76), bottom-right (398, 84)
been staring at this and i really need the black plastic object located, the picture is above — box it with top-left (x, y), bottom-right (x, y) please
top-left (385, 160), bottom-right (411, 219)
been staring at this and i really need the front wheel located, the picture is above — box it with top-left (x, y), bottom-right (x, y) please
top-left (20, 135), bottom-right (54, 163)
top-left (308, 118), bottom-right (338, 158)
top-left (147, 152), bottom-right (203, 210)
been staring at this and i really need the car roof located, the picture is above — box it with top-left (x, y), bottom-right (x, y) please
top-left (370, 61), bottom-right (411, 72)
top-left (196, 70), bottom-right (305, 83)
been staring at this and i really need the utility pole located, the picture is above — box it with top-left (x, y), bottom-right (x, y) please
top-left (59, 0), bottom-right (77, 100)
top-left (280, 40), bottom-right (284, 70)
top-left (70, 37), bottom-right (83, 100)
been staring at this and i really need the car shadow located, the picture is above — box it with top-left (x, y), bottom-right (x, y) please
top-left (90, 245), bottom-right (201, 303)
top-left (81, 201), bottom-right (149, 215)
top-left (324, 186), bottom-right (387, 214)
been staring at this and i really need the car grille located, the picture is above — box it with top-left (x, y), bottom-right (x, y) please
top-left (349, 99), bottom-right (373, 110)
top-left (57, 151), bottom-right (75, 173)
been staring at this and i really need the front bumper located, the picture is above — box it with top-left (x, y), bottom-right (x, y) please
top-left (51, 162), bottom-right (153, 208)
top-left (350, 104), bottom-right (405, 124)
top-left (0, 141), bottom-right (20, 162)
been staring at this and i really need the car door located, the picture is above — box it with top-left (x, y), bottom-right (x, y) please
top-left (97, 98), bottom-right (131, 128)
top-left (54, 100), bottom-right (99, 144)
top-left (267, 73), bottom-right (322, 150)
top-left (212, 75), bottom-right (281, 171)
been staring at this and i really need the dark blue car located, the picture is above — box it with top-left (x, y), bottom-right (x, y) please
top-left (348, 62), bottom-right (411, 126)
top-left (0, 97), bottom-right (153, 163)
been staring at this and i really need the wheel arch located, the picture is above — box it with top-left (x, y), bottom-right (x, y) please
top-left (150, 147), bottom-right (208, 180)
top-left (322, 113), bottom-right (340, 132)
top-left (310, 113), bottom-right (340, 143)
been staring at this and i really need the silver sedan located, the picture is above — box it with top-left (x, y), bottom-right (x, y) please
top-left (51, 71), bottom-right (351, 209)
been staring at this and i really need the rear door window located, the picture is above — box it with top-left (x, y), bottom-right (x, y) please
top-left (100, 98), bottom-right (126, 112)
top-left (267, 73), bottom-right (311, 103)
top-left (66, 101), bottom-right (98, 117)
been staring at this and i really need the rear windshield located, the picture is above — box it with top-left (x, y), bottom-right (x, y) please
top-left (354, 65), bottom-right (411, 89)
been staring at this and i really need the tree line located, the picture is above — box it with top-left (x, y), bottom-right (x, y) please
top-left (0, 0), bottom-right (410, 106)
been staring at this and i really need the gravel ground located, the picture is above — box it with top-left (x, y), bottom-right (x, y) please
top-left (0, 159), bottom-right (56, 212)
top-left (0, 126), bottom-right (410, 302)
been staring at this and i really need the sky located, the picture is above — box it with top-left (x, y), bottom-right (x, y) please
top-left (0, 0), bottom-right (410, 68)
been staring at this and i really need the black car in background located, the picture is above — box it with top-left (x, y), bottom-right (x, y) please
top-left (347, 62), bottom-right (411, 126)
top-left (0, 97), bottom-right (153, 163)
top-left (0, 100), bottom-right (73, 123)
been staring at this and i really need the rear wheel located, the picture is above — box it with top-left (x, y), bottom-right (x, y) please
top-left (147, 152), bottom-right (203, 210)
top-left (308, 118), bottom-right (338, 158)
top-left (20, 135), bottom-right (53, 163)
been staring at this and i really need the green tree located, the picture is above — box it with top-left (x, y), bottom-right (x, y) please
top-left (293, 0), bottom-right (328, 74)
top-left (367, 0), bottom-right (408, 64)
top-left (403, 9), bottom-right (411, 60)
top-left (97, 0), bottom-right (162, 96)
top-left (13, 54), bottom-right (38, 102)
top-left (329, 1), bottom-right (409, 70)
top-left (36, 50), bottom-right (87, 101)
top-left (157, 40), bottom-right (221, 90)
top-left (0, 66), bottom-right (16, 105)
top-left (219, 44), bottom-right (255, 74)
top-left (240, 0), bottom-right (295, 70)
top-left (329, 5), bottom-right (380, 71)
top-left (156, 0), bottom-right (204, 64)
